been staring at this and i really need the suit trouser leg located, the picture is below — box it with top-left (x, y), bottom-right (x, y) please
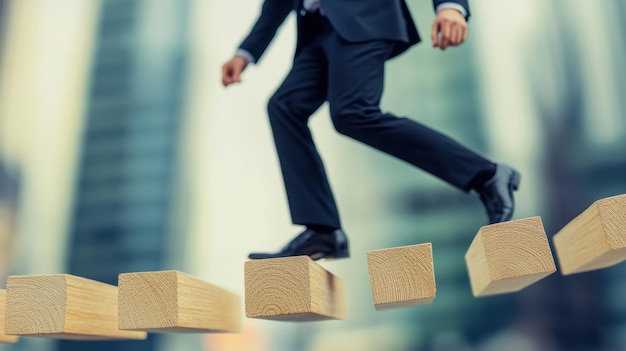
top-left (324, 30), bottom-right (493, 190)
top-left (267, 39), bottom-right (342, 228)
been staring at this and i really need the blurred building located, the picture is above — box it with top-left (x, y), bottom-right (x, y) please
top-left (541, 2), bottom-right (626, 350)
top-left (0, 1), bottom-right (99, 350)
top-left (1, 1), bottom-right (626, 351)
top-left (346, 0), bottom-right (514, 346)
top-left (472, 1), bottom-right (626, 351)
top-left (0, 0), bottom-right (16, 287)
top-left (0, 160), bottom-right (19, 285)
top-left (0, 0), bottom-right (197, 350)
top-left (59, 0), bottom-right (192, 351)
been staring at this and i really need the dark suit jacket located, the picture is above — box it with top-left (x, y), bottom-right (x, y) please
top-left (239, 0), bottom-right (470, 62)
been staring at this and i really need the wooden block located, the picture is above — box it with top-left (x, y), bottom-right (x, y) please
top-left (465, 217), bottom-right (556, 297)
top-left (553, 194), bottom-right (626, 275)
top-left (118, 270), bottom-right (242, 333)
top-left (4, 275), bottom-right (146, 340)
top-left (245, 256), bottom-right (347, 321)
top-left (1, 289), bottom-right (19, 343)
top-left (367, 243), bottom-right (436, 310)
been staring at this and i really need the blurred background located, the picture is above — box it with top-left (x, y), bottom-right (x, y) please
top-left (1, 0), bottom-right (626, 350)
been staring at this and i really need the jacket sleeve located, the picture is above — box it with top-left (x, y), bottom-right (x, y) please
top-left (433, 0), bottom-right (470, 20)
top-left (238, 0), bottom-right (293, 63)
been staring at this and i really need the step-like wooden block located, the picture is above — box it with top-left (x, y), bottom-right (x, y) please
top-left (553, 194), bottom-right (626, 275)
top-left (4, 275), bottom-right (146, 340)
top-left (245, 256), bottom-right (347, 321)
top-left (367, 243), bottom-right (436, 310)
top-left (465, 217), bottom-right (556, 297)
top-left (1, 289), bottom-right (19, 344)
top-left (118, 270), bottom-right (242, 332)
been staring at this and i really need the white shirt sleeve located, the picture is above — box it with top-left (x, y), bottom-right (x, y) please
top-left (436, 2), bottom-right (468, 18)
top-left (236, 48), bottom-right (256, 64)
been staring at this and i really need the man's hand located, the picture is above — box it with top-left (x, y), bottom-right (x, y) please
top-left (222, 56), bottom-right (248, 87)
top-left (431, 9), bottom-right (468, 51)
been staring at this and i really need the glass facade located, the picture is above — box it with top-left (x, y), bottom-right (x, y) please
top-left (58, 0), bottom-right (190, 350)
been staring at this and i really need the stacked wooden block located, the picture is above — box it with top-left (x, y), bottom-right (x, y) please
top-left (243, 244), bottom-right (436, 319)
top-left (119, 271), bottom-right (242, 333)
top-left (367, 243), bottom-right (436, 309)
top-left (463, 194), bottom-right (626, 297)
top-left (4, 274), bottom-right (146, 340)
top-left (0, 289), bottom-right (18, 343)
top-left (2, 193), bottom-right (625, 344)
top-left (1, 271), bottom-right (241, 342)
top-left (465, 217), bottom-right (556, 297)
top-left (119, 270), bottom-right (241, 332)
top-left (553, 195), bottom-right (626, 275)
top-left (244, 256), bottom-right (347, 321)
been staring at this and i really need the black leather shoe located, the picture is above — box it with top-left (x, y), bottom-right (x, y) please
top-left (248, 228), bottom-right (349, 260)
top-left (477, 164), bottom-right (521, 224)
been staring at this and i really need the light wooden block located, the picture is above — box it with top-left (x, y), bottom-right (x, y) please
top-left (553, 194), bottom-right (626, 275)
top-left (367, 243), bottom-right (436, 310)
top-left (4, 275), bottom-right (146, 340)
top-left (118, 270), bottom-right (242, 332)
top-left (245, 256), bottom-right (347, 321)
top-left (465, 217), bottom-right (556, 297)
top-left (1, 289), bottom-right (19, 343)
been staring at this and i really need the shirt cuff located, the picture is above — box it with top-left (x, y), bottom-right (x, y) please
top-left (436, 2), bottom-right (468, 18)
top-left (236, 48), bottom-right (256, 64)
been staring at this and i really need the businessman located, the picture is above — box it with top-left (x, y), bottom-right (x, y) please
top-left (222, 0), bottom-right (520, 260)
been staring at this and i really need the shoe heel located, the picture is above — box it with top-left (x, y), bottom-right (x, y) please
top-left (511, 171), bottom-right (521, 191)
top-left (328, 247), bottom-right (350, 260)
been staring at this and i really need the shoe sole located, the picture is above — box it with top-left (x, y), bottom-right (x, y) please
top-left (312, 248), bottom-right (350, 261)
top-left (250, 249), bottom-right (350, 261)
